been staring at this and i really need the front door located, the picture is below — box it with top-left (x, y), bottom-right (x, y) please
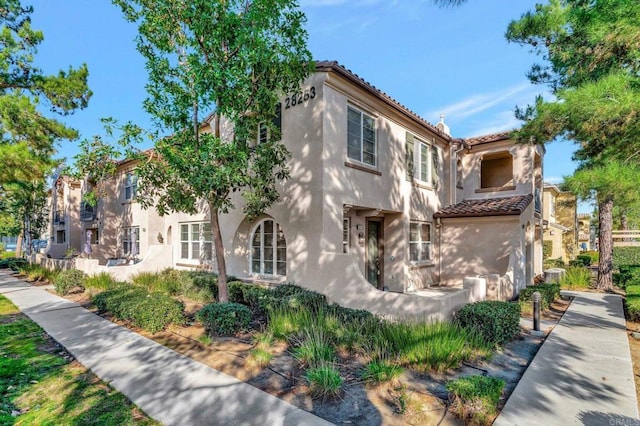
top-left (366, 219), bottom-right (383, 289)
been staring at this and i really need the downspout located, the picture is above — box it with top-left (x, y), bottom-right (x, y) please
top-left (449, 139), bottom-right (466, 206)
top-left (436, 217), bottom-right (442, 285)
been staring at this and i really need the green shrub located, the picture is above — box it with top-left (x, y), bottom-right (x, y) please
top-left (626, 284), bottom-right (640, 322)
top-left (228, 281), bottom-right (274, 312)
top-left (614, 247), bottom-right (640, 267)
top-left (0, 257), bottom-right (27, 271)
top-left (187, 271), bottom-right (218, 301)
top-left (93, 285), bottom-right (185, 333)
top-left (455, 301), bottom-right (521, 346)
top-left (84, 272), bottom-right (119, 291)
top-left (543, 258), bottom-right (565, 269)
top-left (580, 250), bottom-right (599, 265)
top-left (617, 266), bottom-right (640, 288)
top-left (446, 375), bottom-right (505, 424)
top-left (196, 302), bottom-right (252, 336)
top-left (306, 364), bottom-right (343, 399)
top-left (3, 251), bottom-right (17, 260)
top-left (361, 360), bottom-right (403, 384)
top-left (575, 255), bottom-right (593, 267)
top-left (519, 283), bottom-right (560, 308)
top-left (268, 284), bottom-right (327, 313)
top-left (560, 266), bottom-right (592, 290)
top-left (53, 269), bottom-right (87, 295)
top-left (132, 271), bottom-right (181, 295)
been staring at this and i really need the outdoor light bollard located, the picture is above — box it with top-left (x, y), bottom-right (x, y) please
top-left (532, 291), bottom-right (541, 332)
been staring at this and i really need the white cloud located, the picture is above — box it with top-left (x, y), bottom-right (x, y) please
top-left (464, 110), bottom-right (520, 137)
top-left (425, 82), bottom-right (533, 123)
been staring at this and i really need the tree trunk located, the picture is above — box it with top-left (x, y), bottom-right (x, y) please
top-left (597, 196), bottom-right (614, 291)
top-left (15, 228), bottom-right (23, 258)
top-left (209, 203), bottom-right (228, 302)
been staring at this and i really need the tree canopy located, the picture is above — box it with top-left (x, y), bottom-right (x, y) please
top-left (506, 0), bottom-right (640, 163)
top-left (0, 0), bottom-right (92, 186)
top-left (111, 0), bottom-right (313, 301)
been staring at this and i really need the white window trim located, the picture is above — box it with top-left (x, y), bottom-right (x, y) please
top-left (414, 138), bottom-right (432, 185)
top-left (409, 221), bottom-right (432, 264)
top-left (122, 226), bottom-right (140, 256)
top-left (343, 217), bottom-right (351, 254)
top-left (124, 172), bottom-right (138, 201)
top-left (347, 105), bottom-right (377, 168)
top-left (250, 219), bottom-right (287, 277)
top-left (179, 221), bottom-right (213, 261)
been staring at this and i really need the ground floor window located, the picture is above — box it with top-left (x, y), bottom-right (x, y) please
top-left (86, 228), bottom-right (99, 245)
top-left (251, 219), bottom-right (286, 276)
top-left (180, 222), bottom-right (212, 261)
top-left (409, 221), bottom-right (431, 262)
top-left (56, 230), bottom-right (66, 244)
top-left (343, 217), bottom-right (351, 253)
top-left (122, 226), bottom-right (140, 256)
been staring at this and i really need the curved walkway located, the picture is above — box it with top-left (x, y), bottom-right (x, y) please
top-left (495, 291), bottom-right (639, 426)
top-left (0, 271), bottom-right (333, 426)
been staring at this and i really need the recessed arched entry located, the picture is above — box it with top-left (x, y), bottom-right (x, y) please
top-left (250, 219), bottom-right (286, 276)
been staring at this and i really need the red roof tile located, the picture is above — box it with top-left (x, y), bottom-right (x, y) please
top-left (465, 131), bottom-right (514, 146)
top-left (434, 194), bottom-right (533, 219)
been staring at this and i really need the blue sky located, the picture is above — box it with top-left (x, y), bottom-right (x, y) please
top-left (29, 0), bottom-right (582, 206)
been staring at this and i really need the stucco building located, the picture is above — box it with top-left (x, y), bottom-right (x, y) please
top-left (50, 62), bottom-right (545, 318)
top-left (542, 183), bottom-right (578, 263)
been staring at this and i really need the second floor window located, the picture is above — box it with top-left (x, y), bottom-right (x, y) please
top-left (406, 133), bottom-right (441, 187)
top-left (124, 172), bottom-right (138, 201)
top-left (347, 106), bottom-right (376, 167)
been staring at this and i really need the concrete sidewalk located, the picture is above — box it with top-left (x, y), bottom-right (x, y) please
top-left (0, 271), bottom-right (333, 426)
top-left (495, 291), bottom-right (640, 426)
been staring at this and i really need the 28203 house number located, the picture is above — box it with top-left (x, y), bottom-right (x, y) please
top-left (285, 86), bottom-right (316, 109)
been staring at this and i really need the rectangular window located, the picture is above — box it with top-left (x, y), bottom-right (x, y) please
top-left (87, 228), bottom-right (99, 245)
top-left (257, 103), bottom-right (282, 144)
top-left (122, 226), bottom-right (140, 256)
top-left (180, 221), bottom-right (213, 261)
top-left (124, 172), bottom-right (138, 201)
top-left (409, 222), bottom-right (431, 262)
top-left (410, 137), bottom-right (440, 187)
top-left (347, 106), bottom-right (376, 167)
top-left (56, 230), bottom-right (65, 244)
top-left (343, 218), bottom-right (351, 254)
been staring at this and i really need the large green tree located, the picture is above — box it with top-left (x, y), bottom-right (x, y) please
top-left (507, 0), bottom-right (640, 289)
top-left (0, 0), bottom-right (92, 186)
top-left (112, 0), bottom-right (312, 302)
top-left (564, 161), bottom-right (640, 290)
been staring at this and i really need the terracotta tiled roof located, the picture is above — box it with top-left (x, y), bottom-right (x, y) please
top-left (315, 61), bottom-right (451, 141)
top-left (434, 194), bottom-right (534, 219)
top-left (465, 131), bottom-right (514, 146)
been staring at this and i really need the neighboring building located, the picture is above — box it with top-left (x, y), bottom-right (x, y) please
top-left (53, 62), bottom-right (545, 319)
top-left (542, 183), bottom-right (578, 263)
top-left (46, 176), bottom-right (83, 258)
top-left (577, 213), bottom-right (592, 251)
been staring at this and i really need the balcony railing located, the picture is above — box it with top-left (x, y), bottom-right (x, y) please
top-left (80, 204), bottom-right (96, 221)
top-left (53, 210), bottom-right (65, 225)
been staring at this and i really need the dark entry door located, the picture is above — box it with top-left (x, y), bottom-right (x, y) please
top-left (366, 220), bottom-right (382, 288)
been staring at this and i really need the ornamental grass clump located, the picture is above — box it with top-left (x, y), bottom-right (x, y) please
top-left (360, 360), bottom-right (404, 385)
top-left (306, 364), bottom-right (343, 400)
top-left (560, 266), bottom-right (592, 290)
top-left (292, 328), bottom-right (335, 367)
top-left (84, 272), bottom-right (119, 291)
top-left (446, 375), bottom-right (505, 425)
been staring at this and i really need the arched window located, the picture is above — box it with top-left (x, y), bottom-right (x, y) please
top-left (251, 219), bottom-right (286, 276)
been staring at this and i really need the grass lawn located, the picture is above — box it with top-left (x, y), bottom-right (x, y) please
top-left (0, 295), bottom-right (158, 426)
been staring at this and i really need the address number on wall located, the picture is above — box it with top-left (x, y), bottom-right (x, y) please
top-left (285, 86), bottom-right (316, 109)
